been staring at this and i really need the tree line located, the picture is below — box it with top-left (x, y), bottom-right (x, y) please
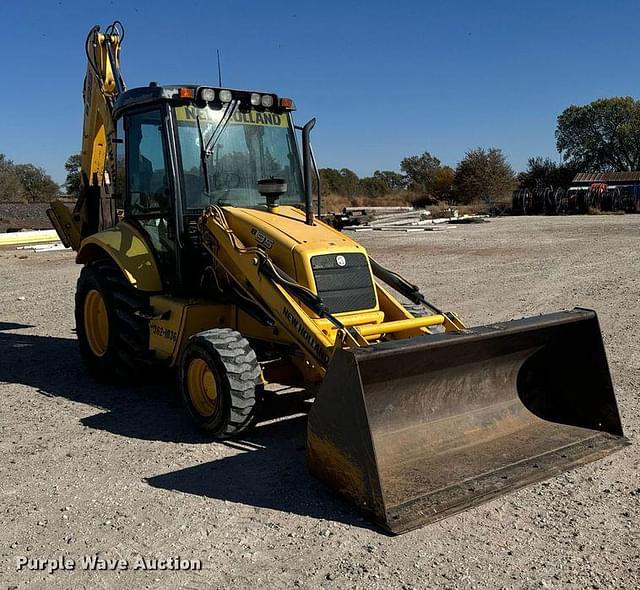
top-left (320, 150), bottom-right (581, 206)
top-left (4, 96), bottom-right (639, 206)
top-left (0, 154), bottom-right (59, 203)
top-left (320, 148), bottom-right (517, 205)
top-left (321, 96), bottom-right (640, 205)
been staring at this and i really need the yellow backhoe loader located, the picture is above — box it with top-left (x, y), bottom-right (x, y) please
top-left (49, 23), bottom-right (628, 533)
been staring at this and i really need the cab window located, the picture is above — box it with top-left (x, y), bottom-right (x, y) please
top-left (126, 109), bottom-right (171, 216)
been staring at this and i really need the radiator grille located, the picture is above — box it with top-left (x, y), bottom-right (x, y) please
top-left (311, 253), bottom-right (376, 313)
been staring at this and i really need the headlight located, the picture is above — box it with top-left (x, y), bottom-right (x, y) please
top-left (261, 94), bottom-right (274, 108)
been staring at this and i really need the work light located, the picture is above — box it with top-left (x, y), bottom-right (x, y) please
top-left (200, 88), bottom-right (215, 102)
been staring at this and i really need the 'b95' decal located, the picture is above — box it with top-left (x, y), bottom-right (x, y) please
top-left (250, 227), bottom-right (274, 250)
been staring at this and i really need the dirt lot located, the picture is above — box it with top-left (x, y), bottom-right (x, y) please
top-left (1, 215), bottom-right (638, 589)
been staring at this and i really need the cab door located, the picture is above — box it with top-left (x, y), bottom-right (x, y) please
top-left (118, 107), bottom-right (179, 290)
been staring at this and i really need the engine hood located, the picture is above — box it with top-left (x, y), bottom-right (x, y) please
top-left (224, 205), bottom-right (349, 247)
top-left (222, 205), bottom-right (369, 289)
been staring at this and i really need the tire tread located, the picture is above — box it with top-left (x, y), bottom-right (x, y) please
top-left (180, 329), bottom-right (261, 438)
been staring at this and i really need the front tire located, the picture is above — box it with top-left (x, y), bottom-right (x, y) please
top-left (179, 329), bottom-right (262, 438)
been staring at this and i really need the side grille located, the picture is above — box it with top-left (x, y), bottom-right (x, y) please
top-left (311, 253), bottom-right (377, 314)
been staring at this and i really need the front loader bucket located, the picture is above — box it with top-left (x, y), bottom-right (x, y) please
top-left (307, 309), bottom-right (628, 534)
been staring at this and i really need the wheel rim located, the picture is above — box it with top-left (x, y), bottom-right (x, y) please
top-left (187, 358), bottom-right (218, 417)
top-left (84, 289), bottom-right (109, 357)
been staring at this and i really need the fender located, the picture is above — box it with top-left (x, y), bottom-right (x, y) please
top-left (76, 221), bottom-right (162, 291)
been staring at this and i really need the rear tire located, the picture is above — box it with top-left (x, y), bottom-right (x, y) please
top-left (75, 259), bottom-right (152, 381)
top-left (179, 329), bottom-right (262, 438)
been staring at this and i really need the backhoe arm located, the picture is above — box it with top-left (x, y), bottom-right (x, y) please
top-left (49, 22), bottom-right (125, 249)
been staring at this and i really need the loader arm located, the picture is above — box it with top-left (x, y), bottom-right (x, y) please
top-left (200, 205), bottom-right (338, 375)
top-left (199, 205), bottom-right (448, 378)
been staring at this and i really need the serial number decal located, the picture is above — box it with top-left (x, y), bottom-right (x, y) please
top-left (251, 227), bottom-right (274, 249)
top-left (150, 325), bottom-right (178, 342)
top-left (282, 306), bottom-right (329, 365)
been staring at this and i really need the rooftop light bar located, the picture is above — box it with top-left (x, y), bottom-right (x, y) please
top-left (175, 87), bottom-right (295, 110)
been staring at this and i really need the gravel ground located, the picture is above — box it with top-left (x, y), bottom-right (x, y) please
top-left (1, 215), bottom-right (638, 589)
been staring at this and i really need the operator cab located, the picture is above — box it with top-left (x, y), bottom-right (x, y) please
top-left (111, 84), bottom-right (305, 293)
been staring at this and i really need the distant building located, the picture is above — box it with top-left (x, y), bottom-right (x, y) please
top-left (569, 172), bottom-right (640, 213)
top-left (571, 171), bottom-right (640, 189)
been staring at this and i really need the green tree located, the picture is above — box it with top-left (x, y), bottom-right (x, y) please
top-left (517, 157), bottom-right (578, 190)
top-left (400, 152), bottom-right (441, 193)
top-left (372, 170), bottom-right (407, 191)
top-left (317, 167), bottom-right (361, 197)
top-left (0, 154), bottom-right (26, 203)
top-left (64, 153), bottom-right (82, 197)
top-left (556, 97), bottom-right (640, 171)
top-left (318, 168), bottom-right (343, 196)
top-left (318, 168), bottom-right (360, 197)
top-left (453, 148), bottom-right (516, 204)
top-left (359, 175), bottom-right (388, 197)
top-left (339, 168), bottom-right (359, 198)
top-left (432, 165), bottom-right (455, 199)
top-left (14, 163), bottom-right (59, 202)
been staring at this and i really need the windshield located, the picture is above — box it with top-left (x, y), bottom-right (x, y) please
top-left (175, 105), bottom-right (304, 210)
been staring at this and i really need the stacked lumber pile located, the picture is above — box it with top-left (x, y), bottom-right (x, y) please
top-left (322, 206), bottom-right (489, 232)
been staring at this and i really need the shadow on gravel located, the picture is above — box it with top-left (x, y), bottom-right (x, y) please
top-left (0, 328), bottom-right (208, 444)
top-left (146, 409), bottom-right (379, 531)
top-left (0, 321), bottom-right (34, 331)
top-left (0, 326), bottom-right (377, 531)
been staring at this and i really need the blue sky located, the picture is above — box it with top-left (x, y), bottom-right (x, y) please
top-left (2, 0), bottom-right (640, 184)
